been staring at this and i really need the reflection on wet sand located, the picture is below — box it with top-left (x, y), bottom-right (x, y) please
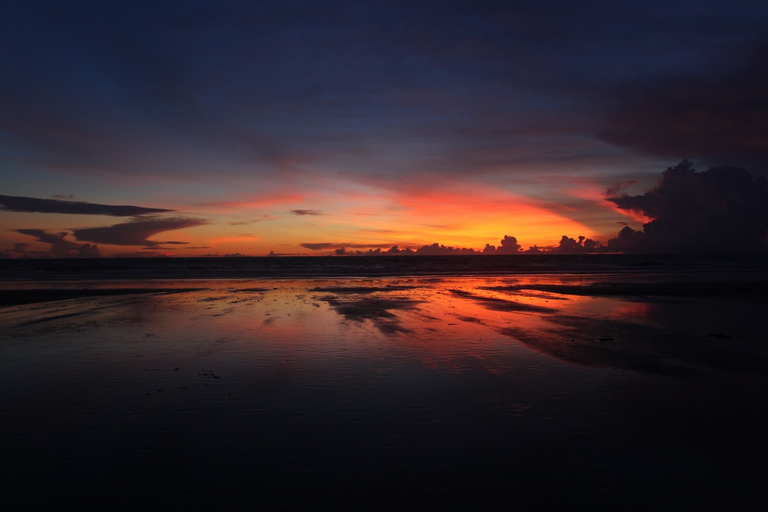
top-left (312, 287), bottom-right (424, 335)
top-left (2, 275), bottom-right (766, 375)
top-left (1, 274), bottom-right (767, 510)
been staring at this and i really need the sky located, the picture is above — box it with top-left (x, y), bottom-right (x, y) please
top-left (2, 0), bottom-right (767, 257)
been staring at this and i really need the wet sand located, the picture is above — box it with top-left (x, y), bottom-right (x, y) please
top-left (1, 274), bottom-right (766, 510)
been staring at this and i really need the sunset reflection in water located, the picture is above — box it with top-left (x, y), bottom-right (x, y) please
top-left (1, 274), bottom-right (767, 510)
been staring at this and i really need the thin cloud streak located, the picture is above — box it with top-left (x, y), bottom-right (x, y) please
top-left (0, 195), bottom-right (172, 216)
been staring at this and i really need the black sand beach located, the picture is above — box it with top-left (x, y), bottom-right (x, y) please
top-left (1, 256), bottom-right (767, 510)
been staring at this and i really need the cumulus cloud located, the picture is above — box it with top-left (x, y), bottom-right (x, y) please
top-left (415, 243), bottom-right (479, 255)
top-left (0, 195), bottom-right (173, 216)
top-left (606, 161), bottom-right (768, 253)
top-left (554, 235), bottom-right (604, 254)
top-left (73, 217), bottom-right (205, 247)
top-left (15, 229), bottom-right (101, 257)
top-left (0, 242), bottom-right (33, 258)
top-left (483, 235), bottom-right (522, 254)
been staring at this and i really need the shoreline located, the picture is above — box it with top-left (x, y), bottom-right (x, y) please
top-left (2, 253), bottom-right (766, 281)
top-left (2, 272), bottom-right (765, 307)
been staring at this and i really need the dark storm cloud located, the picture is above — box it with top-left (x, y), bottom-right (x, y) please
top-left (606, 161), bottom-right (768, 253)
top-left (73, 217), bottom-right (205, 247)
top-left (15, 229), bottom-right (100, 258)
top-left (598, 45), bottom-right (768, 169)
top-left (291, 210), bottom-right (322, 216)
top-left (0, 195), bottom-right (172, 216)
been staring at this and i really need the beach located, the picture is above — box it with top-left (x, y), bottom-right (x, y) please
top-left (1, 259), bottom-right (767, 510)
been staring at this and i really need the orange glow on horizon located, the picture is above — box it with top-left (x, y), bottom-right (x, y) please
top-left (0, 172), bottom-right (629, 257)
top-left (349, 181), bottom-right (600, 249)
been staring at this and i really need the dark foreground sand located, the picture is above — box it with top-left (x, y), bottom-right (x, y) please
top-left (1, 274), bottom-right (766, 510)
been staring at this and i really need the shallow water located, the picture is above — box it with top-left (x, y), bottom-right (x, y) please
top-left (1, 274), bottom-right (766, 510)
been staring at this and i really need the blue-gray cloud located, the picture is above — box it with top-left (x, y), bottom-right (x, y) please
top-left (597, 45), bottom-right (768, 170)
top-left (73, 218), bottom-right (205, 247)
top-left (0, 195), bottom-right (172, 216)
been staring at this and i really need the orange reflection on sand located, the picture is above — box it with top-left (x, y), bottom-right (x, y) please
top-left (125, 277), bottom-right (562, 374)
top-left (0, 275), bottom-right (666, 376)
top-left (609, 300), bottom-right (654, 320)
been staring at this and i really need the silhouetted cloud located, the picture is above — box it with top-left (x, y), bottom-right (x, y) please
top-left (483, 235), bottom-right (522, 254)
top-left (554, 235), bottom-right (605, 254)
top-left (301, 242), bottom-right (393, 251)
top-left (73, 217), bottom-right (205, 247)
top-left (78, 244), bottom-right (100, 257)
top-left (291, 209), bottom-right (322, 216)
top-left (113, 251), bottom-right (171, 258)
top-left (606, 161), bottom-right (768, 253)
top-left (0, 243), bottom-right (32, 258)
top-left (0, 195), bottom-right (172, 216)
top-left (15, 229), bottom-right (101, 257)
top-left (415, 243), bottom-right (479, 255)
top-left (301, 243), bottom-right (336, 251)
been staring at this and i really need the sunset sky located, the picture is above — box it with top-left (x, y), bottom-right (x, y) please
top-left (2, 0), bottom-right (767, 257)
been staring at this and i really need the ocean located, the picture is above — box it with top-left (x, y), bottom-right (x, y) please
top-left (2, 253), bottom-right (767, 280)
